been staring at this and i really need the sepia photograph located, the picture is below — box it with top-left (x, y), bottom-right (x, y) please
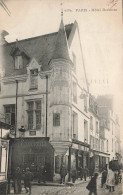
top-left (0, 0), bottom-right (122, 194)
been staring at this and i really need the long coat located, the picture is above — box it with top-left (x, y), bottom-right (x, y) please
top-left (106, 169), bottom-right (115, 187)
top-left (60, 165), bottom-right (67, 177)
top-left (86, 176), bottom-right (97, 193)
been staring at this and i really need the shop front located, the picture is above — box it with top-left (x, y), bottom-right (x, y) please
top-left (90, 150), bottom-right (110, 173)
top-left (69, 139), bottom-right (90, 179)
top-left (9, 137), bottom-right (54, 181)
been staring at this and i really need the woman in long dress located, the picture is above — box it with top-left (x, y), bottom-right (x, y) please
top-left (106, 167), bottom-right (115, 192)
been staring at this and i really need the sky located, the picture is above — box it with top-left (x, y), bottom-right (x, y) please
top-left (0, 0), bottom-right (123, 143)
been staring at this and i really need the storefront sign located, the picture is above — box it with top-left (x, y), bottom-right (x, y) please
top-left (72, 143), bottom-right (89, 152)
top-left (72, 143), bottom-right (78, 149)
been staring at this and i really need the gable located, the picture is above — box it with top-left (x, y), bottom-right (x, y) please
top-left (69, 22), bottom-right (89, 92)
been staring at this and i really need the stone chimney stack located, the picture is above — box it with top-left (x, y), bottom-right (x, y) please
top-left (0, 30), bottom-right (9, 45)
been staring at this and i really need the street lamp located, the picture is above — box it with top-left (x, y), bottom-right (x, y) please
top-left (18, 126), bottom-right (26, 133)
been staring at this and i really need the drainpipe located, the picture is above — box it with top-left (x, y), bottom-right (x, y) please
top-left (46, 75), bottom-right (48, 137)
top-left (15, 80), bottom-right (18, 138)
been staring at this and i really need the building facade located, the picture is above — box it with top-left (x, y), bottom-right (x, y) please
top-left (0, 19), bottom-right (121, 182)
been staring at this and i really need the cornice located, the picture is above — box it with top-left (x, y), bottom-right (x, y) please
top-left (2, 74), bottom-right (28, 84)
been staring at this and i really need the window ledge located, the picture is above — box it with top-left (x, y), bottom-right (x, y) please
top-left (29, 88), bottom-right (38, 91)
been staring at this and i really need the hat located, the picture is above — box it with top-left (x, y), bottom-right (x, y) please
top-left (94, 172), bottom-right (98, 177)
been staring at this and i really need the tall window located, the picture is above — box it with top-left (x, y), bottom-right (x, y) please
top-left (107, 140), bottom-right (109, 152)
top-left (73, 82), bottom-right (77, 103)
top-left (96, 121), bottom-right (98, 133)
top-left (90, 116), bottom-right (93, 130)
top-left (15, 55), bottom-right (23, 69)
top-left (90, 135), bottom-right (93, 149)
top-left (84, 120), bottom-right (88, 142)
top-left (53, 113), bottom-right (60, 126)
top-left (72, 52), bottom-right (76, 72)
top-left (30, 69), bottom-right (38, 89)
top-left (27, 100), bottom-right (41, 130)
top-left (4, 105), bottom-right (15, 126)
top-left (84, 96), bottom-right (87, 112)
top-left (72, 111), bottom-right (78, 138)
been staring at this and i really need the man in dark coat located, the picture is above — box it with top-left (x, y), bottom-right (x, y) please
top-left (86, 172), bottom-right (98, 195)
top-left (60, 164), bottom-right (67, 184)
top-left (24, 167), bottom-right (33, 195)
top-left (14, 167), bottom-right (22, 194)
top-left (38, 164), bottom-right (47, 184)
top-left (71, 167), bottom-right (77, 183)
top-left (101, 168), bottom-right (107, 188)
top-left (83, 166), bottom-right (89, 181)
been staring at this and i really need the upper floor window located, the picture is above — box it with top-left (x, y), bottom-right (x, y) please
top-left (15, 55), bottom-right (23, 69)
top-left (27, 100), bottom-right (41, 130)
top-left (96, 121), bottom-right (99, 133)
top-left (84, 120), bottom-right (88, 142)
top-left (72, 52), bottom-right (76, 72)
top-left (107, 140), bottom-right (109, 152)
top-left (90, 116), bottom-right (93, 130)
top-left (53, 113), bottom-right (60, 126)
top-left (30, 69), bottom-right (38, 90)
top-left (84, 96), bottom-right (87, 112)
top-left (4, 104), bottom-right (15, 126)
top-left (73, 82), bottom-right (77, 103)
top-left (72, 111), bottom-right (78, 139)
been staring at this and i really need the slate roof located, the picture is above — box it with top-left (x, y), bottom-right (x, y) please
top-left (1, 23), bottom-right (74, 76)
top-left (52, 18), bottom-right (70, 61)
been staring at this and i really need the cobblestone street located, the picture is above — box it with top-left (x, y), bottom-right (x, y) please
top-left (9, 176), bottom-right (123, 195)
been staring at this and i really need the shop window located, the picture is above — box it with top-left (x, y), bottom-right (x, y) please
top-left (30, 69), bottom-right (38, 89)
top-left (15, 55), bottom-right (23, 69)
top-left (4, 104), bottom-right (15, 126)
top-left (27, 100), bottom-right (41, 130)
top-left (53, 113), bottom-right (60, 126)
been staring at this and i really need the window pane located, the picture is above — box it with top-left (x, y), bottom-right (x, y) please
top-left (28, 111), bottom-right (33, 129)
top-left (35, 101), bottom-right (41, 110)
top-left (28, 102), bottom-right (34, 110)
top-left (5, 113), bottom-right (11, 124)
top-left (73, 82), bottom-right (77, 103)
top-left (36, 111), bottom-right (41, 129)
top-left (30, 75), bottom-right (38, 89)
top-left (53, 113), bottom-right (60, 126)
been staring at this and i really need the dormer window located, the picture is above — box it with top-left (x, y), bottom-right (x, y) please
top-left (30, 69), bottom-right (38, 89)
top-left (15, 55), bottom-right (23, 69)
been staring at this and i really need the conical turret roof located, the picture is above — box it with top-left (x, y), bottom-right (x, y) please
top-left (52, 18), bottom-right (70, 61)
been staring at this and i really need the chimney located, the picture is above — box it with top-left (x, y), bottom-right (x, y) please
top-left (0, 30), bottom-right (9, 45)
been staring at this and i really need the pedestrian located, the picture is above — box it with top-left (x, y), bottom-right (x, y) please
top-left (79, 166), bottom-right (83, 180)
top-left (42, 164), bottom-right (47, 183)
top-left (86, 172), bottom-right (98, 195)
top-left (71, 167), bottom-right (77, 183)
top-left (14, 166), bottom-right (22, 194)
top-left (106, 167), bottom-right (115, 192)
top-left (60, 164), bottom-right (67, 184)
top-left (101, 168), bottom-right (107, 188)
top-left (24, 167), bottom-right (33, 195)
top-left (83, 166), bottom-right (89, 181)
top-left (38, 163), bottom-right (43, 184)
